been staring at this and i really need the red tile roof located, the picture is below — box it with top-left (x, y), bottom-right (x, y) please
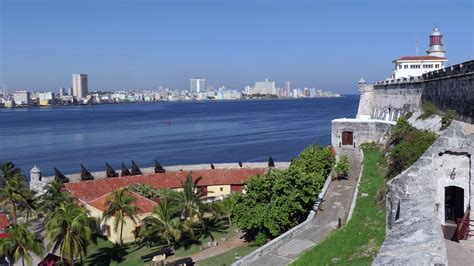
top-left (395, 56), bottom-right (446, 61)
top-left (88, 191), bottom-right (158, 215)
top-left (0, 214), bottom-right (10, 230)
top-left (65, 168), bottom-right (265, 203)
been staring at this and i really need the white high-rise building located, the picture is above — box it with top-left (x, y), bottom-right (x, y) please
top-left (13, 90), bottom-right (31, 106)
top-left (72, 74), bottom-right (88, 99)
top-left (254, 79), bottom-right (276, 95)
top-left (190, 78), bottom-right (206, 93)
top-left (284, 81), bottom-right (291, 97)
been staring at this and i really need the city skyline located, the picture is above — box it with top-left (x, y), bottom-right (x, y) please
top-left (1, 0), bottom-right (473, 93)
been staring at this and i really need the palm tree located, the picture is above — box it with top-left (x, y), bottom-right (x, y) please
top-left (102, 188), bottom-right (140, 246)
top-left (215, 195), bottom-right (235, 225)
top-left (193, 215), bottom-right (229, 242)
top-left (0, 223), bottom-right (44, 266)
top-left (137, 198), bottom-right (190, 248)
top-left (0, 176), bottom-right (32, 225)
top-left (46, 202), bottom-right (92, 264)
top-left (0, 161), bottom-right (24, 185)
top-left (37, 181), bottom-right (72, 223)
top-left (172, 174), bottom-right (206, 220)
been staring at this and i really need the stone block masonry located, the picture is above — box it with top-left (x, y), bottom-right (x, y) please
top-left (373, 122), bottom-right (474, 265)
top-left (422, 60), bottom-right (474, 123)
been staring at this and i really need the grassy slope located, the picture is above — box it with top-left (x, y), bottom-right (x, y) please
top-left (293, 147), bottom-right (387, 265)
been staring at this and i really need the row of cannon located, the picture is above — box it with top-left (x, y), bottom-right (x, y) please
top-left (53, 156), bottom-right (276, 183)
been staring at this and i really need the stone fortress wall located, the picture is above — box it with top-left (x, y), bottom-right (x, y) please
top-left (332, 60), bottom-right (474, 264)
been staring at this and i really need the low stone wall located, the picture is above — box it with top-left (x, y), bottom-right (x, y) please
top-left (373, 122), bottom-right (474, 265)
top-left (331, 118), bottom-right (394, 155)
top-left (232, 173), bottom-right (333, 266)
top-left (39, 162), bottom-right (290, 183)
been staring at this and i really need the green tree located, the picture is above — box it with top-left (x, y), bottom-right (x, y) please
top-left (193, 215), bottom-right (228, 242)
top-left (233, 146), bottom-right (334, 242)
top-left (172, 174), bottom-right (205, 219)
top-left (0, 223), bottom-right (44, 266)
top-left (211, 194), bottom-right (236, 225)
top-left (37, 181), bottom-right (72, 223)
top-left (0, 161), bottom-right (24, 185)
top-left (102, 188), bottom-right (140, 246)
top-left (46, 202), bottom-right (92, 264)
top-left (0, 176), bottom-right (32, 225)
top-left (137, 198), bottom-right (190, 248)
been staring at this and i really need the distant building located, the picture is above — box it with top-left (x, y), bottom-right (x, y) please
top-left (391, 28), bottom-right (447, 79)
top-left (72, 74), bottom-right (88, 99)
top-left (59, 87), bottom-right (66, 97)
top-left (285, 81), bottom-right (291, 97)
top-left (67, 87), bottom-right (73, 96)
top-left (13, 90), bottom-right (31, 106)
top-left (253, 79), bottom-right (277, 95)
top-left (38, 92), bottom-right (55, 106)
top-left (190, 78), bottom-right (206, 93)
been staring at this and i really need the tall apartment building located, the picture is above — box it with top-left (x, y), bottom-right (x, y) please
top-left (72, 74), bottom-right (88, 99)
top-left (13, 90), bottom-right (31, 106)
top-left (190, 78), bottom-right (206, 93)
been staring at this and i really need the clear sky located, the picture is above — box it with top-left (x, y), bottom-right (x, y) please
top-left (1, 0), bottom-right (473, 93)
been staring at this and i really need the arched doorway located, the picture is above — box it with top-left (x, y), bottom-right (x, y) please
top-left (341, 131), bottom-right (353, 146)
top-left (445, 186), bottom-right (464, 223)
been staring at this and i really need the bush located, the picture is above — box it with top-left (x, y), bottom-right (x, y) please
top-left (254, 231), bottom-right (268, 246)
top-left (417, 101), bottom-right (438, 120)
top-left (387, 118), bottom-right (437, 178)
top-left (332, 154), bottom-right (349, 179)
top-left (441, 109), bottom-right (457, 130)
top-left (233, 145), bottom-right (335, 240)
top-left (128, 183), bottom-right (161, 200)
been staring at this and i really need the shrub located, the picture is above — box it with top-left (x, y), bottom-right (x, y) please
top-left (233, 145), bottom-right (335, 240)
top-left (332, 154), bottom-right (349, 179)
top-left (254, 231), bottom-right (268, 246)
top-left (387, 118), bottom-right (437, 178)
top-left (128, 183), bottom-right (161, 200)
top-left (417, 101), bottom-right (438, 120)
top-left (441, 109), bottom-right (457, 130)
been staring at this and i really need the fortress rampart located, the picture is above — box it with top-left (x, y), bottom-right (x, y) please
top-left (359, 60), bottom-right (473, 123)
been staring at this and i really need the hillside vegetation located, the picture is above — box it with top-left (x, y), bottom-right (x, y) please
top-left (232, 145), bottom-right (335, 245)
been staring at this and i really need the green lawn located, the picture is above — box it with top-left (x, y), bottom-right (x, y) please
top-left (293, 147), bottom-right (387, 265)
top-left (85, 225), bottom-right (238, 265)
top-left (196, 244), bottom-right (258, 266)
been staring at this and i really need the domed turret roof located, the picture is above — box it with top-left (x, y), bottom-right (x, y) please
top-left (30, 165), bottom-right (41, 173)
top-left (430, 27), bottom-right (442, 36)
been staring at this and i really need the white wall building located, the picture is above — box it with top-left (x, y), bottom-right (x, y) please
top-left (391, 28), bottom-right (447, 79)
top-left (253, 79), bottom-right (277, 95)
top-left (72, 74), bottom-right (88, 99)
top-left (13, 90), bottom-right (31, 106)
top-left (190, 78), bottom-right (206, 93)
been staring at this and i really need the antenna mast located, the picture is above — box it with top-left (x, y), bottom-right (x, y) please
top-left (415, 32), bottom-right (419, 56)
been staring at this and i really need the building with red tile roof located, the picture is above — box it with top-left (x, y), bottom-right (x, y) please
top-left (88, 190), bottom-right (158, 215)
top-left (65, 168), bottom-right (265, 203)
top-left (0, 214), bottom-right (10, 231)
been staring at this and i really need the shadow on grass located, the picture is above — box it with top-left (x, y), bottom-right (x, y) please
top-left (86, 244), bottom-right (129, 265)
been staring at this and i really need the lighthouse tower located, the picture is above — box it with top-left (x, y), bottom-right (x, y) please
top-left (426, 27), bottom-right (446, 57)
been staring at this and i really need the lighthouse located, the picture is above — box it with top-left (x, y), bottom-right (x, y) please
top-left (390, 27), bottom-right (448, 79)
top-left (426, 27), bottom-right (446, 57)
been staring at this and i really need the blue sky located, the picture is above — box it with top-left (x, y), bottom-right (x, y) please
top-left (1, 0), bottom-right (473, 93)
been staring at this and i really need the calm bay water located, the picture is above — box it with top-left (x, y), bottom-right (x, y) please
top-left (0, 96), bottom-right (358, 176)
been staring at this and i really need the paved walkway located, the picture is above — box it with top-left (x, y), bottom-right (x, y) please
top-left (445, 240), bottom-right (474, 266)
top-left (250, 148), bottom-right (362, 265)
